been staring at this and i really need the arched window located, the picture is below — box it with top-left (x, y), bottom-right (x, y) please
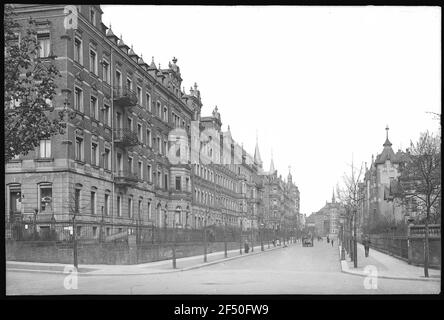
top-left (157, 203), bottom-right (162, 227)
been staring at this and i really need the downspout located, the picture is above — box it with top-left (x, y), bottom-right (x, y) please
top-left (110, 44), bottom-right (115, 229)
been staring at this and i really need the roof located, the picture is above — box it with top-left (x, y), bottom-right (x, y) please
top-left (375, 145), bottom-right (401, 165)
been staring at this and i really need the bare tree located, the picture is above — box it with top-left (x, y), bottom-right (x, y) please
top-left (395, 131), bottom-right (441, 277)
top-left (336, 158), bottom-right (365, 267)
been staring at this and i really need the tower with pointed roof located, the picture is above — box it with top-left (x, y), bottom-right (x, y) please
top-left (254, 133), bottom-right (263, 168)
top-left (359, 126), bottom-right (408, 235)
top-left (269, 150), bottom-right (275, 174)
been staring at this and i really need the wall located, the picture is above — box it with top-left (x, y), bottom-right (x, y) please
top-left (6, 240), bottom-right (241, 265)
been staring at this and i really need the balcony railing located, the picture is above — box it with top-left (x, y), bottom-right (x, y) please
top-left (113, 85), bottom-right (138, 108)
top-left (114, 170), bottom-right (139, 186)
top-left (113, 128), bottom-right (139, 147)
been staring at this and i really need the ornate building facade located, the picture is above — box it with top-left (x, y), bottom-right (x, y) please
top-left (5, 4), bottom-right (300, 240)
top-left (357, 127), bottom-right (407, 233)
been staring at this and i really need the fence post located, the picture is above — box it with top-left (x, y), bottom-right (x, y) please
top-left (407, 223), bottom-right (413, 264)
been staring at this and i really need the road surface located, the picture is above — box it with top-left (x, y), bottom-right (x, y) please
top-left (6, 240), bottom-right (440, 295)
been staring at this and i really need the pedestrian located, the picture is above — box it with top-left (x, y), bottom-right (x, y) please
top-left (244, 241), bottom-right (250, 253)
top-left (331, 239), bottom-right (334, 246)
top-left (364, 236), bottom-right (371, 257)
top-left (327, 236), bottom-right (330, 243)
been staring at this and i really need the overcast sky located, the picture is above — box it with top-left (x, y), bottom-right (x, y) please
top-left (102, 6), bottom-right (441, 215)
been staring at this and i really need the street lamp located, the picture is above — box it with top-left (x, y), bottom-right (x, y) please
top-left (204, 209), bottom-right (208, 263)
top-left (239, 218), bottom-right (243, 255)
top-left (223, 208), bottom-right (227, 258)
top-left (260, 221), bottom-right (264, 251)
top-left (172, 208), bottom-right (180, 269)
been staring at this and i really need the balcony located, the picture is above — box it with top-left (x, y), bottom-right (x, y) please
top-left (114, 170), bottom-right (139, 187)
top-left (113, 85), bottom-right (138, 108)
top-left (113, 128), bottom-right (139, 147)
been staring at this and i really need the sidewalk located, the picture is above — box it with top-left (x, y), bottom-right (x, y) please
top-left (339, 242), bottom-right (441, 282)
top-left (7, 242), bottom-right (288, 276)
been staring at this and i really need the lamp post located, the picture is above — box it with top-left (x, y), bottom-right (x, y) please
top-left (239, 218), bottom-right (243, 255)
top-left (260, 221), bottom-right (264, 251)
top-left (72, 213), bottom-right (78, 270)
top-left (223, 209), bottom-right (227, 258)
top-left (33, 208), bottom-right (38, 240)
top-left (250, 213), bottom-right (254, 253)
top-left (204, 209), bottom-right (208, 263)
top-left (172, 212), bottom-right (177, 269)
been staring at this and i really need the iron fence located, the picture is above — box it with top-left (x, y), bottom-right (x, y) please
top-left (5, 220), bottom-right (276, 245)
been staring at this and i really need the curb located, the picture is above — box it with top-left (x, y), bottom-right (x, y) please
top-left (7, 243), bottom-right (287, 277)
top-left (338, 245), bottom-right (440, 282)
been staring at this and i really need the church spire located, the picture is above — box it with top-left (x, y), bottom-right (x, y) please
top-left (332, 188), bottom-right (336, 203)
top-left (269, 149), bottom-right (275, 174)
top-left (383, 125), bottom-right (392, 147)
top-left (254, 132), bottom-right (263, 168)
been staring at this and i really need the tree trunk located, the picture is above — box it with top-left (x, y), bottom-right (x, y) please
top-left (424, 210), bottom-right (430, 278)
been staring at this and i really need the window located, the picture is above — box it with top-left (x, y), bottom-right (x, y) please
top-left (137, 123), bottom-right (142, 141)
top-left (74, 188), bottom-right (80, 213)
top-left (163, 106), bottom-right (168, 122)
top-left (163, 141), bottom-right (167, 156)
top-left (146, 129), bottom-right (152, 147)
top-left (102, 59), bottom-right (110, 83)
top-left (74, 87), bottom-right (83, 112)
top-left (117, 153), bottom-right (123, 171)
top-left (74, 37), bottom-right (82, 64)
top-left (137, 86), bottom-right (142, 105)
top-left (90, 96), bottom-right (98, 119)
top-left (76, 226), bottom-right (81, 237)
top-left (126, 78), bottom-right (132, 91)
top-left (89, 47), bottom-right (97, 74)
top-left (104, 193), bottom-right (110, 215)
top-left (90, 191), bottom-right (96, 215)
top-left (128, 156), bottom-right (133, 173)
top-left (164, 174), bottom-right (168, 191)
top-left (91, 142), bottom-right (99, 166)
top-left (146, 93), bottom-right (151, 111)
top-left (104, 147), bottom-right (111, 170)
top-left (104, 104), bottom-right (111, 126)
top-left (128, 198), bottom-right (133, 218)
top-left (147, 165), bottom-right (152, 182)
top-left (157, 170), bottom-right (161, 187)
top-left (175, 176), bottom-right (181, 191)
top-left (90, 8), bottom-right (96, 26)
top-left (37, 32), bottom-right (50, 58)
top-left (116, 70), bottom-right (122, 89)
top-left (157, 137), bottom-right (161, 154)
top-left (156, 101), bottom-right (161, 117)
top-left (75, 136), bottom-right (84, 161)
top-left (39, 185), bottom-right (53, 212)
top-left (117, 196), bottom-right (121, 217)
top-left (138, 200), bottom-right (142, 218)
top-left (138, 161), bottom-right (143, 179)
top-left (39, 139), bottom-right (51, 158)
top-left (128, 117), bottom-right (133, 131)
top-left (93, 226), bottom-right (97, 237)
top-left (147, 201), bottom-right (151, 220)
